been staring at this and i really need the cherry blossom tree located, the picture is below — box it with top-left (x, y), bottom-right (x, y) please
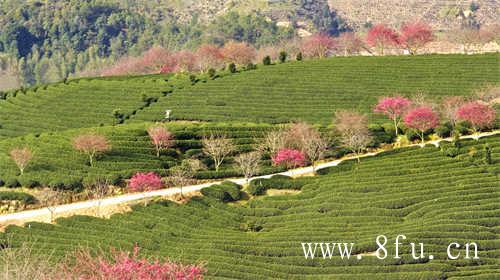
top-left (72, 134), bottom-right (111, 166)
top-left (221, 41), bottom-right (257, 65)
top-left (336, 32), bottom-right (365, 56)
top-left (128, 172), bottom-right (163, 192)
top-left (202, 134), bottom-right (235, 172)
top-left (301, 33), bottom-right (337, 58)
top-left (235, 151), bottom-right (261, 183)
top-left (64, 245), bottom-right (206, 280)
top-left (457, 101), bottom-right (496, 140)
top-left (196, 44), bottom-right (224, 72)
top-left (147, 126), bottom-right (174, 157)
top-left (272, 149), bottom-right (306, 168)
top-left (399, 21), bottom-right (434, 54)
top-left (404, 107), bottom-right (440, 146)
top-left (173, 50), bottom-right (198, 72)
top-left (9, 147), bottom-right (32, 175)
top-left (366, 24), bottom-right (400, 55)
top-left (373, 96), bottom-right (412, 136)
top-left (334, 111), bottom-right (373, 162)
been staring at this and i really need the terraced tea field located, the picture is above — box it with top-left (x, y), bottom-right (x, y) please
top-left (0, 75), bottom-right (186, 139)
top-left (4, 135), bottom-right (499, 279)
top-left (0, 54), bottom-right (497, 142)
top-left (132, 54), bottom-right (499, 125)
top-left (0, 122), bottom-right (280, 188)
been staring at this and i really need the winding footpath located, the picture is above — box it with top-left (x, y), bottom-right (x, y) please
top-left (1, 131), bottom-right (498, 228)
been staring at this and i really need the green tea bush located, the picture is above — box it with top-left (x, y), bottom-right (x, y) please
top-left (0, 191), bottom-right (36, 204)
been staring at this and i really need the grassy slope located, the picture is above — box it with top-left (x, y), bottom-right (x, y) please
top-left (132, 54), bottom-right (499, 125)
top-left (4, 135), bottom-right (499, 279)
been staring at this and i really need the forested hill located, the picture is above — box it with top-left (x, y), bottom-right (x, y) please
top-left (0, 0), bottom-right (345, 90)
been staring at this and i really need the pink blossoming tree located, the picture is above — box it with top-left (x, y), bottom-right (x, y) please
top-left (457, 101), bottom-right (497, 140)
top-left (404, 107), bottom-right (440, 146)
top-left (128, 172), bottom-right (163, 192)
top-left (374, 96), bottom-right (412, 136)
top-left (272, 149), bottom-right (306, 169)
top-left (147, 126), bottom-right (175, 157)
top-left (65, 245), bottom-right (206, 280)
top-left (366, 24), bottom-right (400, 55)
top-left (399, 21), bottom-right (434, 54)
top-left (301, 33), bottom-right (337, 58)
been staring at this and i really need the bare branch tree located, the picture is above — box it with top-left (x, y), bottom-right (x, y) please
top-left (286, 122), bottom-right (329, 173)
top-left (202, 133), bottom-right (235, 172)
top-left (167, 159), bottom-right (206, 198)
top-left (258, 128), bottom-right (288, 156)
top-left (38, 189), bottom-right (65, 223)
top-left (334, 111), bottom-right (373, 163)
top-left (9, 147), bottom-right (32, 175)
top-left (85, 178), bottom-right (111, 217)
top-left (235, 152), bottom-right (261, 183)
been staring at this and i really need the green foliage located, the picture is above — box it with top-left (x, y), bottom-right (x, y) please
top-left (0, 191), bottom-right (36, 204)
top-left (200, 181), bottom-right (242, 202)
top-left (0, 122), bottom-right (280, 189)
top-left (247, 175), bottom-right (306, 196)
top-left (279, 51), bottom-right (287, 63)
top-left (6, 136), bottom-right (499, 278)
top-left (228, 63), bottom-right (237, 73)
top-left (296, 52), bottom-right (303, 61)
top-left (263, 56), bottom-right (272, 66)
top-left (132, 54), bottom-right (499, 126)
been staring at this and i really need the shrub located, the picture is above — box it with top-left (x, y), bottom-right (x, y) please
top-left (228, 63), bottom-right (237, 73)
top-left (247, 175), bottom-right (305, 196)
top-left (263, 56), bottom-right (271, 65)
top-left (296, 52), bottom-right (303, 61)
top-left (279, 51), bottom-right (287, 63)
top-left (208, 68), bottom-right (216, 79)
top-left (435, 124), bottom-right (452, 138)
top-left (128, 172), bottom-right (163, 192)
top-left (201, 181), bottom-right (242, 202)
top-left (0, 191), bottom-right (37, 204)
top-left (5, 179), bottom-right (20, 188)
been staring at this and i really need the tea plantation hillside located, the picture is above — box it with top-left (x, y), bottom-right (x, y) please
top-left (0, 74), bottom-right (192, 139)
top-left (132, 54), bottom-right (499, 125)
top-left (0, 54), bottom-right (498, 141)
top-left (0, 122), bottom-right (280, 188)
top-left (4, 135), bottom-right (499, 279)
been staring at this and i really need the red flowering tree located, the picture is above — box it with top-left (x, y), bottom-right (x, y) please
top-left (457, 101), bottom-right (496, 139)
top-left (272, 149), bottom-right (306, 169)
top-left (147, 126), bottom-right (174, 157)
top-left (196, 44), bottom-right (224, 72)
top-left (9, 147), bottom-right (32, 175)
top-left (128, 172), bottom-right (163, 192)
top-left (173, 50), bottom-right (198, 72)
top-left (336, 32), bottom-right (365, 56)
top-left (366, 24), bottom-right (400, 55)
top-left (399, 21), bottom-right (434, 54)
top-left (374, 96), bottom-right (412, 136)
top-left (404, 107), bottom-right (440, 145)
top-left (64, 245), bottom-right (206, 280)
top-left (72, 134), bottom-right (111, 166)
top-left (301, 33), bottom-right (337, 58)
top-left (221, 41), bottom-right (257, 65)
